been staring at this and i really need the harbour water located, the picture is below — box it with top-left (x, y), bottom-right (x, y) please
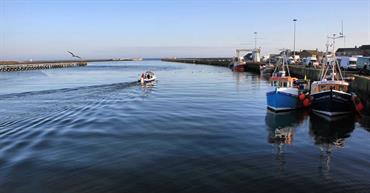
top-left (0, 61), bottom-right (369, 193)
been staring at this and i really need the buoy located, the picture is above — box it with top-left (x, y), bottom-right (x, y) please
top-left (356, 103), bottom-right (364, 112)
top-left (299, 93), bottom-right (305, 101)
top-left (303, 98), bottom-right (311, 107)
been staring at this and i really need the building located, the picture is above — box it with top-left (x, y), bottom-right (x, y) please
top-left (299, 49), bottom-right (324, 58)
top-left (336, 45), bottom-right (370, 56)
top-left (359, 45), bottom-right (370, 56)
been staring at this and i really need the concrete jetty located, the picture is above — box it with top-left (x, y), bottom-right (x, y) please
top-left (161, 58), bottom-right (264, 72)
top-left (161, 58), bottom-right (231, 67)
top-left (0, 58), bottom-right (142, 72)
top-left (351, 75), bottom-right (370, 114)
top-left (0, 62), bottom-right (87, 72)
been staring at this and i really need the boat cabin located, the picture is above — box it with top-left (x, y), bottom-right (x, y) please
top-left (270, 75), bottom-right (297, 88)
top-left (311, 80), bottom-right (349, 94)
top-left (142, 71), bottom-right (155, 79)
top-left (270, 70), bottom-right (297, 88)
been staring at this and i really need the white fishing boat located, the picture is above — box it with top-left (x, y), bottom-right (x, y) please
top-left (139, 71), bottom-right (156, 84)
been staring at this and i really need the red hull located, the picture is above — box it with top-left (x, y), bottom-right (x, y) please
top-left (233, 64), bottom-right (246, 72)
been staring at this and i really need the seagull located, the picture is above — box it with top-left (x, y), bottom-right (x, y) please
top-left (67, 51), bottom-right (81, 59)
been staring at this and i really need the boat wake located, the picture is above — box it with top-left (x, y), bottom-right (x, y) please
top-left (0, 81), bottom-right (140, 100)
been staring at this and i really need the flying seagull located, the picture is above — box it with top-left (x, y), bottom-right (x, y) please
top-left (67, 51), bottom-right (81, 59)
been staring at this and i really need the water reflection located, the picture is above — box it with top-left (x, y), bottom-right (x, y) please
top-left (309, 114), bottom-right (355, 177)
top-left (358, 115), bottom-right (370, 132)
top-left (265, 110), bottom-right (306, 143)
top-left (265, 110), bottom-right (306, 173)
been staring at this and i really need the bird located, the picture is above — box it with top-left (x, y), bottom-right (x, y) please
top-left (67, 51), bottom-right (81, 59)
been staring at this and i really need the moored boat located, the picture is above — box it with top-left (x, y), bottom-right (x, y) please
top-left (230, 48), bottom-right (261, 72)
top-left (310, 35), bottom-right (363, 117)
top-left (266, 51), bottom-right (310, 112)
top-left (310, 80), bottom-right (354, 116)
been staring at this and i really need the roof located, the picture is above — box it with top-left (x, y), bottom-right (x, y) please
top-left (336, 48), bottom-right (361, 52)
top-left (359, 45), bottom-right (370, 50)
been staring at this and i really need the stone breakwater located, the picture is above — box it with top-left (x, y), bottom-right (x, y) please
top-left (0, 62), bottom-right (87, 72)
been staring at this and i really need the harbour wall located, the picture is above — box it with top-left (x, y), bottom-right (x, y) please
top-left (351, 75), bottom-right (370, 114)
top-left (161, 58), bottom-right (231, 67)
top-left (288, 65), bottom-right (358, 81)
top-left (161, 58), bottom-right (264, 72)
top-left (0, 62), bottom-right (87, 72)
top-left (0, 58), bottom-right (144, 72)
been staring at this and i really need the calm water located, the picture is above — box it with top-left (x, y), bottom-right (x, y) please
top-left (0, 61), bottom-right (369, 193)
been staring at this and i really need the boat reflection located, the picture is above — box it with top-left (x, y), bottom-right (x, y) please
top-left (309, 113), bottom-right (355, 177)
top-left (265, 110), bottom-right (306, 142)
top-left (265, 110), bottom-right (306, 173)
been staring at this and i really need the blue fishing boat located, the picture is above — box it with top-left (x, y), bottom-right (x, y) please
top-left (266, 72), bottom-right (300, 111)
top-left (266, 51), bottom-right (310, 112)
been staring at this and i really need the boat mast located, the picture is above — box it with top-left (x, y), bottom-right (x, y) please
top-left (320, 40), bottom-right (330, 80)
top-left (285, 50), bottom-right (290, 76)
top-left (327, 34), bottom-right (344, 81)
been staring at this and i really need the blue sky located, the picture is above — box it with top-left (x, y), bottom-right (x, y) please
top-left (1, 0), bottom-right (370, 60)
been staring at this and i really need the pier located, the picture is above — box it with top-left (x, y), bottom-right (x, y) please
top-left (0, 58), bottom-right (142, 72)
top-left (0, 61), bottom-right (87, 72)
top-left (161, 58), bottom-right (231, 67)
top-left (161, 58), bottom-right (264, 72)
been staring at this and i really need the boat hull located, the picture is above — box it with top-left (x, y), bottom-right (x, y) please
top-left (232, 64), bottom-right (246, 72)
top-left (139, 77), bottom-right (156, 84)
top-left (311, 90), bottom-right (354, 117)
top-left (266, 88), bottom-right (299, 112)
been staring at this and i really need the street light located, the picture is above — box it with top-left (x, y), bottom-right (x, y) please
top-left (254, 32), bottom-right (257, 49)
top-left (293, 19), bottom-right (297, 62)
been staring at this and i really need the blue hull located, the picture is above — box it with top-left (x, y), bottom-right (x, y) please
top-left (266, 90), bottom-right (299, 112)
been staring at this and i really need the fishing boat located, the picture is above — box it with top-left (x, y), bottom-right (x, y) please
top-left (310, 35), bottom-right (363, 117)
top-left (260, 63), bottom-right (275, 75)
top-left (266, 51), bottom-right (310, 112)
top-left (139, 71), bottom-right (156, 84)
top-left (230, 48), bottom-right (261, 72)
top-left (230, 49), bottom-right (247, 72)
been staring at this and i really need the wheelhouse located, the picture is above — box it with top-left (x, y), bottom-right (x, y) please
top-left (311, 81), bottom-right (349, 94)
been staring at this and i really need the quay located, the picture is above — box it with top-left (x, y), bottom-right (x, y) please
top-left (161, 58), bottom-right (263, 72)
top-left (162, 57), bottom-right (370, 114)
top-left (161, 58), bottom-right (231, 67)
top-left (0, 58), bottom-right (141, 72)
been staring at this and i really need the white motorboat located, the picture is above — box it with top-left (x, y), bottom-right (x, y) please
top-left (139, 71), bottom-right (156, 84)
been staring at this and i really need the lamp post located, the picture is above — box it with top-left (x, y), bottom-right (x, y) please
top-left (293, 19), bottom-right (297, 62)
top-left (254, 32), bottom-right (257, 49)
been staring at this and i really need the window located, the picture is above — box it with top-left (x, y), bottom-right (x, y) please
top-left (339, 85), bottom-right (346, 91)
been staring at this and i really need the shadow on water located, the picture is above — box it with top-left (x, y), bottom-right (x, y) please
top-left (265, 110), bottom-right (307, 174)
top-left (309, 113), bottom-right (355, 178)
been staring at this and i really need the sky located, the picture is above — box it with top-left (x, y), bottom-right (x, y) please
top-left (1, 0), bottom-right (370, 60)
